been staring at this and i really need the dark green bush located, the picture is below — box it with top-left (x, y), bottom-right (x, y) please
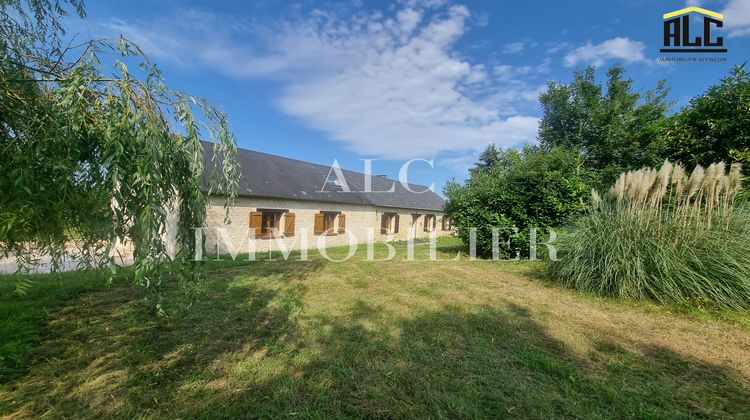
top-left (444, 146), bottom-right (589, 258)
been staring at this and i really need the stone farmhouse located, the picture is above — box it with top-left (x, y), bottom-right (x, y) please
top-left (201, 142), bottom-right (451, 254)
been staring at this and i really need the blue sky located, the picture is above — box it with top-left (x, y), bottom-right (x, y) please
top-left (72, 0), bottom-right (749, 193)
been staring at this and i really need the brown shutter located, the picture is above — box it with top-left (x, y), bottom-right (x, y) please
top-left (337, 213), bottom-right (346, 234)
top-left (249, 211), bottom-right (263, 238)
top-left (441, 216), bottom-right (447, 231)
top-left (380, 214), bottom-right (389, 234)
top-left (394, 214), bottom-right (400, 233)
top-left (314, 213), bottom-right (325, 235)
top-left (284, 213), bottom-right (295, 236)
top-left (424, 215), bottom-right (429, 232)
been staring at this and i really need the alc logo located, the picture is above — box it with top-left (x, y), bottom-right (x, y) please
top-left (661, 7), bottom-right (727, 53)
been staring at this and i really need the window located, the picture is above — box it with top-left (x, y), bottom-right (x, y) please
top-left (315, 212), bottom-right (344, 235)
top-left (249, 210), bottom-right (294, 239)
top-left (441, 216), bottom-right (452, 231)
top-left (380, 213), bottom-right (399, 234)
top-left (424, 214), bottom-right (436, 232)
top-left (261, 212), bottom-right (281, 238)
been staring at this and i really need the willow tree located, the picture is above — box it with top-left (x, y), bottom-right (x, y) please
top-left (1, 1), bottom-right (240, 294)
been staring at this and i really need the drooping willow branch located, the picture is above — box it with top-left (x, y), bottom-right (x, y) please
top-left (1, 1), bottom-right (240, 302)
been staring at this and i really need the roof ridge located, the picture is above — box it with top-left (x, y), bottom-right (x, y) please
top-left (200, 141), bottom-right (444, 211)
top-left (202, 140), bottom-right (434, 192)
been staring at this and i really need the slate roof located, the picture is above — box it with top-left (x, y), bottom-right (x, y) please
top-left (202, 141), bottom-right (445, 212)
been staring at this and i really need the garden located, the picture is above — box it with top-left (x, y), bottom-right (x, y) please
top-left (2, 1), bottom-right (750, 417)
top-left (2, 241), bottom-right (749, 418)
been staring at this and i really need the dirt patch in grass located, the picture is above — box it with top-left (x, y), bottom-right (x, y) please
top-left (1, 239), bottom-right (749, 418)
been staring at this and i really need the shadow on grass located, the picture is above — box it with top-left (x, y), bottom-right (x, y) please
top-left (435, 242), bottom-right (465, 257)
top-left (176, 299), bottom-right (750, 418)
top-left (0, 258), bottom-right (325, 416)
top-left (0, 268), bottom-right (129, 383)
top-left (2, 258), bottom-right (749, 418)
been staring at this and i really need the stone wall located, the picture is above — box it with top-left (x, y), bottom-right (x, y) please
top-left (373, 206), bottom-right (451, 242)
top-left (203, 196), bottom-right (451, 256)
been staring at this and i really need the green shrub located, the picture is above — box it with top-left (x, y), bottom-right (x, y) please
top-left (550, 161), bottom-right (750, 309)
top-left (444, 146), bottom-right (589, 258)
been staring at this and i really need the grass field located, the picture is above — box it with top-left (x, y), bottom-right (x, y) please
top-left (1, 238), bottom-right (749, 418)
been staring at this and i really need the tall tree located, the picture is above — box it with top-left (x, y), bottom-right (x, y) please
top-left (1, 1), bottom-right (239, 295)
top-left (476, 143), bottom-right (501, 168)
top-left (469, 143), bottom-right (519, 177)
top-left (538, 65), bottom-right (670, 188)
top-left (661, 64), bottom-right (750, 168)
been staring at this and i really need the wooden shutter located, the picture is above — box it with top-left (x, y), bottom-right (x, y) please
top-left (337, 213), bottom-right (346, 234)
top-left (284, 213), bottom-right (295, 236)
top-left (314, 213), bottom-right (325, 235)
top-left (249, 211), bottom-right (263, 238)
top-left (441, 216), bottom-right (447, 231)
top-left (423, 215), bottom-right (430, 232)
top-left (394, 214), bottom-right (400, 233)
top-left (380, 214), bottom-right (389, 234)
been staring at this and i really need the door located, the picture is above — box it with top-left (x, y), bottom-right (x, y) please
top-left (410, 214), bottom-right (421, 240)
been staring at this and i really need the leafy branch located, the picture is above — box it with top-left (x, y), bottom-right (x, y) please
top-left (1, 0), bottom-right (240, 306)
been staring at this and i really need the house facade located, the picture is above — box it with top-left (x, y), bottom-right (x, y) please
top-left (202, 143), bottom-right (451, 255)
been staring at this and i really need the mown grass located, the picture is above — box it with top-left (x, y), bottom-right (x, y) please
top-left (1, 238), bottom-right (749, 418)
top-left (0, 269), bottom-right (131, 382)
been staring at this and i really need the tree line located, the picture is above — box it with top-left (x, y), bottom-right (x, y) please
top-left (445, 63), bottom-right (750, 258)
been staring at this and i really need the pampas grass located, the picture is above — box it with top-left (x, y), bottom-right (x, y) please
top-left (550, 160), bottom-right (750, 309)
top-left (604, 160), bottom-right (741, 227)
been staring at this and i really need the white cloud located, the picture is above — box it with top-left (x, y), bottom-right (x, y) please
top-left (563, 37), bottom-right (646, 67)
top-left (101, 4), bottom-right (541, 159)
top-left (502, 42), bottom-right (525, 54)
top-left (537, 57), bottom-right (552, 73)
top-left (545, 41), bottom-right (572, 54)
top-left (440, 152), bottom-right (480, 175)
top-left (682, 0), bottom-right (750, 38)
top-left (722, 0), bottom-right (750, 37)
top-left (493, 64), bottom-right (531, 80)
top-left (501, 40), bottom-right (539, 54)
top-left (105, 18), bottom-right (186, 64)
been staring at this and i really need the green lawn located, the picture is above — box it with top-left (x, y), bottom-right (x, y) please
top-left (1, 238), bottom-right (749, 418)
